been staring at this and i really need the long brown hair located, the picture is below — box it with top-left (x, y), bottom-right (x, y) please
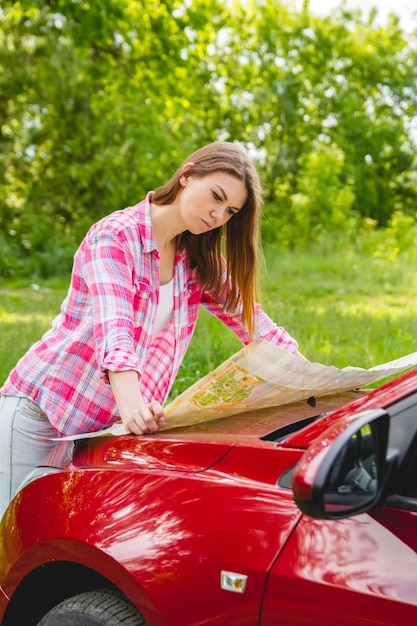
top-left (152, 141), bottom-right (263, 338)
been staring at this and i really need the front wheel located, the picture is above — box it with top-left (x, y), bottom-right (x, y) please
top-left (37, 589), bottom-right (149, 626)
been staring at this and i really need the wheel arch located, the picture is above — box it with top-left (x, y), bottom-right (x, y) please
top-left (2, 560), bottom-right (115, 626)
top-left (2, 546), bottom-right (164, 626)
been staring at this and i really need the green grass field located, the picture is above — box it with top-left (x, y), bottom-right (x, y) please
top-left (0, 242), bottom-right (416, 399)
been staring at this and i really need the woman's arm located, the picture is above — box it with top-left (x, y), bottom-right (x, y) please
top-left (108, 370), bottom-right (165, 434)
top-left (201, 291), bottom-right (299, 352)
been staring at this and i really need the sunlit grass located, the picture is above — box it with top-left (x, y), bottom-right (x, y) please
top-left (259, 243), bottom-right (417, 372)
top-left (0, 286), bottom-right (66, 382)
top-left (0, 241), bottom-right (416, 400)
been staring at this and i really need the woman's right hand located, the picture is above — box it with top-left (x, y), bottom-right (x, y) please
top-left (120, 400), bottom-right (165, 435)
top-left (108, 370), bottom-right (165, 435)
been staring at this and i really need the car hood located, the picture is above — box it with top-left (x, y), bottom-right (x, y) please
top-left (62, 391), bottom-right (360, 472)
top-left (73, 433), bottom-right (240, 472)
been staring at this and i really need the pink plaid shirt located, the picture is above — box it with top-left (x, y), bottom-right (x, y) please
top-left (1, 194), bottom-right (298, 436)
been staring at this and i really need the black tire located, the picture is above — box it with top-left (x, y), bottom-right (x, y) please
top-left (37, 589), bottom-right (149, 626)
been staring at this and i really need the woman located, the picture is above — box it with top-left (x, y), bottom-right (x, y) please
top-left (0, 141), bottom-right (299, 515)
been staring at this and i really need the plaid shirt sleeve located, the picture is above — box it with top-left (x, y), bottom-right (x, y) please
top-left (200, 289), bottom-right (299, 353)
top-left (80, 227), bottom-right (143, 379)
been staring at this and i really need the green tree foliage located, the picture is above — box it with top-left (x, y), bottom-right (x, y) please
top-left (0, 0), bottom-right (228, 276)
top-left (214, 0), bottom-right (417, 244)
top-left (1, 0), bottom-right (417, 276)
top-left (290, 139), bottom-right (355, 244)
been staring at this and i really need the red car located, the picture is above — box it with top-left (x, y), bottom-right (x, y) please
top-left (1, 369), bottom-right (417, 626)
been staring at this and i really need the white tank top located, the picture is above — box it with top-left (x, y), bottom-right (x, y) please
top-left (152, 279), bottom-right (174, 338)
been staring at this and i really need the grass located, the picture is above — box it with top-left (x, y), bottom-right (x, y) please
top-left (0, 240), bottom-right (416, 400)
top-left (261, 242), bottom-right (417, 370)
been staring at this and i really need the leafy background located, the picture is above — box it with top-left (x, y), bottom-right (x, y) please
top-left (1, 0), bottom-right (417, 278)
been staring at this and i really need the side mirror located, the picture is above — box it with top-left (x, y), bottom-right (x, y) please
top-left (292, 408), bottom-right (389, 520)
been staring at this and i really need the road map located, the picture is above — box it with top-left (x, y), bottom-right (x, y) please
top-left (57, 340), bottom-right (417, 439)
top-left (161, 340), bottom-right (417, 430)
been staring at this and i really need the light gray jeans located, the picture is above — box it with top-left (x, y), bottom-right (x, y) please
top-left (0, 395), bottom-right (58, 519)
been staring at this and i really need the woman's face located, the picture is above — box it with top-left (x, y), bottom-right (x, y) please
top-left (178, 170), bottom-right (248, 235)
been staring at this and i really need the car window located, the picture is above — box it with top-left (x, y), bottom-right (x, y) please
top-left (397, 429), bottom-right (417, 499)
top-left (386, 395), bottom-right (417, 506)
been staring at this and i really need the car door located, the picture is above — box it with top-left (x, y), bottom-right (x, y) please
top-left (260, 508), bottom-right (417, 625)
top-left (260, 394), bottom-right (417, 625)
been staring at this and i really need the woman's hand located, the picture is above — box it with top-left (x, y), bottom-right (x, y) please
top-left (108, 370), bottom-right (165, 435)
top-left (120, 400), bottom-right (165, 435)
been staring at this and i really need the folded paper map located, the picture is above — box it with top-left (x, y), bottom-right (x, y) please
top-left (161, 340), bottom-right (417, 430)
top-left (56, 340), bottom-right (417, 440)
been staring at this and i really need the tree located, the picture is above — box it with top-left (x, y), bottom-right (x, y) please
top-left (0, 0), bottom-right (228, 276)
top-left (208, 0), bottom-right (417, 242)
top-left (1, 0), bottom-right (417, 276)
